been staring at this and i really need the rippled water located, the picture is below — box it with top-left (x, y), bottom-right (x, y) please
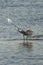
top-left (0, 0), bottom-right (43, 65)
top-left (0, 40), bottom-right (43, 65)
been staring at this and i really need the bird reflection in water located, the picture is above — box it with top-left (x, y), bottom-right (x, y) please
top-left (18, 28), bottom-right (33, 48)
top-left (23, 42), bottom-right (33, 48)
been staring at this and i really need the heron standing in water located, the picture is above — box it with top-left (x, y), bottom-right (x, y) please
top-left (18, 28), bottom-right (33, 40)
top-left (7, 18), bottom-right (43, 47)
top-left (7, 18), bottom-right (33, 41)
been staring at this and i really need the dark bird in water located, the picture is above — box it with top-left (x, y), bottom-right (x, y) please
top-left (18, 28), bottom-right (33, 40)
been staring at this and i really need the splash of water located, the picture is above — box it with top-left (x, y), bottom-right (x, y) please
top-left (7, 18), bottom-right (12, 24)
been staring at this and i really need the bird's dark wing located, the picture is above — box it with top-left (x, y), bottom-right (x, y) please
top-left (32, 34), bottom-right (43, 38)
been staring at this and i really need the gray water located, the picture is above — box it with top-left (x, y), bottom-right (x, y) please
top-left (0, 0), bottom-right (43, 65)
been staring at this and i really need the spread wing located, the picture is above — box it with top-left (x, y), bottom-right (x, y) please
top-left (28, 34), bottom-right (43, 40)
top-left (32, 34), bottom-right (43, 38)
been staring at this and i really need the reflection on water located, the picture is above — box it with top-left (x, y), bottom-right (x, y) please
top-left (0, 40), bottom-right (43, 65)
top-left (20, 40), bottom-right (33, 48)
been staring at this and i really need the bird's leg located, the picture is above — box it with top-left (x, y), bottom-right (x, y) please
top-left (26, 35), bottom-right (28, 43)
top-left (23, 35), bottom-right (25, 43)
top-left (23, 35), bottom-right (25, 40)
top-left (26, 35), bottom-right (28, 40)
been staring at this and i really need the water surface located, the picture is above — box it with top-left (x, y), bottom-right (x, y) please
top-left (0, 0), bottom-right (43, 65)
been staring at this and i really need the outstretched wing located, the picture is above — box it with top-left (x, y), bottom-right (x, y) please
top-left (32, 34), bottom-right (43, 38)
top-left (28, 34), bottom-right (43, 40)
